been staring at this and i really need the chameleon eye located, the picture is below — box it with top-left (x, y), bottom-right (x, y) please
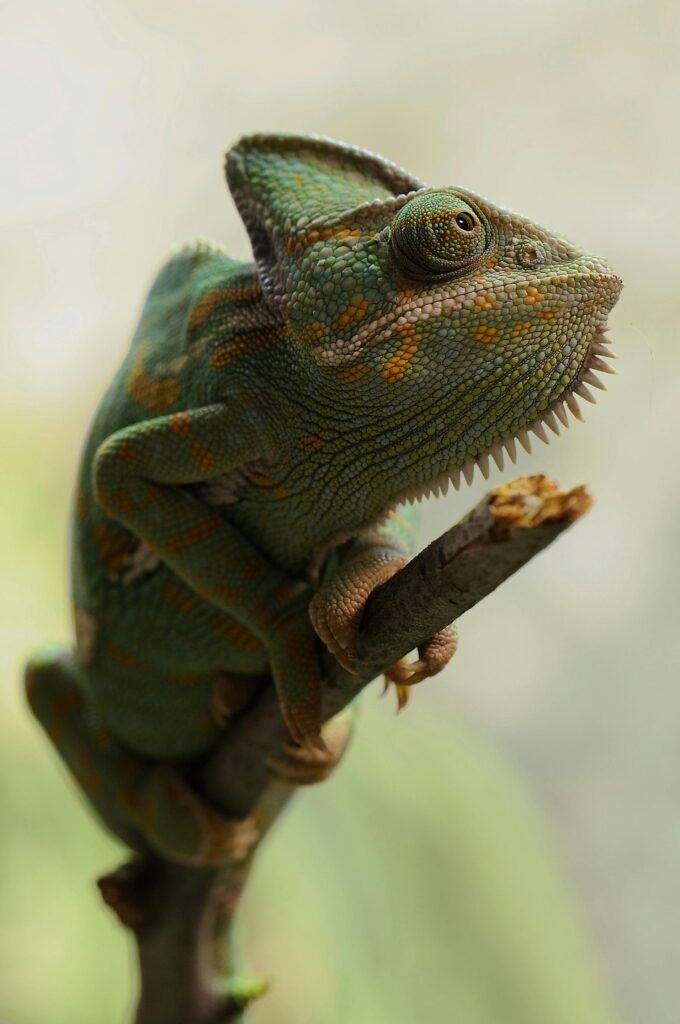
top-left (390, 191), bottom-right (489, 279)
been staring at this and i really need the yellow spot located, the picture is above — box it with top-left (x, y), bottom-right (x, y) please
top-left (523, 285), bottom-right (543, 304)
top-left (188, 284), bottom-right (260, 329)
top-left (511, 321), bottom-right (531, 337)
top-left (299, 321), bottom-right (326, 346)
top-left (332, 298), bottom-right (370, 331)
top-left (474, 292), bottom-right (497, 311)
top-left (538, 309), bottom-right (554, 320)
top-left (380, 324), bottom-right (421, 382)
top-left (474, 324), bottom-right (499, 344)
top-left (126, 342), bottom-right (182, 411)
top-left (209, 325), bottom-right (285, 368)
top-left (298, 432), bottom-right (327, 450)
top-left (341, 362), bottom-right (370, 384)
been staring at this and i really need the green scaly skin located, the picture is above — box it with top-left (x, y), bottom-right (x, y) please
top-left (25, 134), bottom-right (621, 866)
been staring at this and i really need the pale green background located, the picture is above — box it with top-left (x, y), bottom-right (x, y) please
top-left (1, 1), bottom-right (678, 1022)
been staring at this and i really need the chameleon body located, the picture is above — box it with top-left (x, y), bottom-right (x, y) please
top-left (25, 135), bottom-right (621, 866)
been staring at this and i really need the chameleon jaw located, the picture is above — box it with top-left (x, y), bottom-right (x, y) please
top-left (389, 327), bottom-right (617, 507)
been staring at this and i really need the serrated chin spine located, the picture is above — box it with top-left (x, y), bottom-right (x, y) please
top-left (388, 330), bottom-right (616, 509)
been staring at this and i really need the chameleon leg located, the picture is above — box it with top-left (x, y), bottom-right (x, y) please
top-left (24, 648), bottom-right (257, 866)
top-left (267, 706), bottom-right (355, 785)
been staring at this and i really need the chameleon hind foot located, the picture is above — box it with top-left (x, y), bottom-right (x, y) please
top-left (385, 623), bottom-right (459, 686)
top-left (267, 707), bottom-right (354, 785)
top-left (25, 648), bottom-right (258, 866)
top-left (267, 591), bottom-right (326, 752)
top-left (383, 624), bottom-right (459, 710)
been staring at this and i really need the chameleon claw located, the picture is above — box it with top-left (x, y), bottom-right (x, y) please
top-left (267, 708), bottom-right (354, 785)
top-left (382, 674), bottom-right (411, 711)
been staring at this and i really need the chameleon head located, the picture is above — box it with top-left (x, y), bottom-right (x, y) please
top-left (227, 135), bottom-right (622, 515)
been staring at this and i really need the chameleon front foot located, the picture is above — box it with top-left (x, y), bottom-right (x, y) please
top-left (267, 708), bottom-right (354, 785)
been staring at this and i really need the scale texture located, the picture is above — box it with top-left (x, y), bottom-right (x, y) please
top-left (25, 134), bottom-right (621, 865)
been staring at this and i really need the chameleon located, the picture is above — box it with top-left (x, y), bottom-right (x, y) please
top-left (25, 133), bottom-right (621, 867)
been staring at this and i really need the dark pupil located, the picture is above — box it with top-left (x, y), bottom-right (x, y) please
top-left (455, 212), bottom-right (475, 231)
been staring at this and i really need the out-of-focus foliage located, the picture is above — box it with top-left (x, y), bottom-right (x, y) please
top-left (2, 0), bottom-right (678, 1021)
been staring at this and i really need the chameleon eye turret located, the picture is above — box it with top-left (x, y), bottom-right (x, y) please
top-left (390, 190), bottom-right (490, 279)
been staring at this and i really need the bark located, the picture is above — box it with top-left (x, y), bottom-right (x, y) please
top-left (97, 475), bottom-right (592, 1024)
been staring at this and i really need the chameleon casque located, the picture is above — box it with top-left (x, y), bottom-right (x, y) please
top-left (26, 134), bottom-right (621, 867)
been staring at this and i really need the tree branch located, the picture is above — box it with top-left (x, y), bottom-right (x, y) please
top-left (97, 475), bottom-right (592, 1024)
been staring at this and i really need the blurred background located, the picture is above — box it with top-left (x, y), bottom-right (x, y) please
top-left (1, 0), bottom-right (678, 1021)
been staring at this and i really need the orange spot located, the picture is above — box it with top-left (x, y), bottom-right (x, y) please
top-left (341, 363), bottom-right (370, 383)
top-left (538, 309), bottom-right (554, 320)
top-left (168, 411), bottom-right (193, 437)
top-left (208, 583), bottom-right (243, 603)
top-left (109, 493), bottom-right (137, 515)
top-left (332, 298), bottom-right (369, 331)
top-left (474, 324), bottom-right (499, 344)
top-left (285, 224), bottom-right (363, 254)
top-left (209, 325), bottom-right (285, 368)
top-left (298, 432), bottom-right (327, 450)
top-left (188, 283), bottom-right (260, 329)
top-left (299, 321), bottom-right (326, 346)
top-left (144, 484), bottom-right (166, 503)
top-left (474, 292), bottom-right (497, 311)
top-left (163, 582), bottom-right (198, 614)
top-left (255, 605), bottom-right (276, 630)
top-left (511, 321), bottom-right (531, 337)
top-left (117, 439), bottom-right (139, 463)
top-left (126, 342), bottom-right (182, 411)
top-left (191, 440), bottom-right (216, 472)
top-left (167, 514), bottom-right (221, 555)
top-left (379, 324), bottom-right (421, 382)
top-left (523, 285), bottom-right (543, 304)
top-left (214, 617), bottom-right (262, 652)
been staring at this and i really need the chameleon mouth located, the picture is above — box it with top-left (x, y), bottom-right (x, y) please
top-left (396, 324), bottom-right (616, 505)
